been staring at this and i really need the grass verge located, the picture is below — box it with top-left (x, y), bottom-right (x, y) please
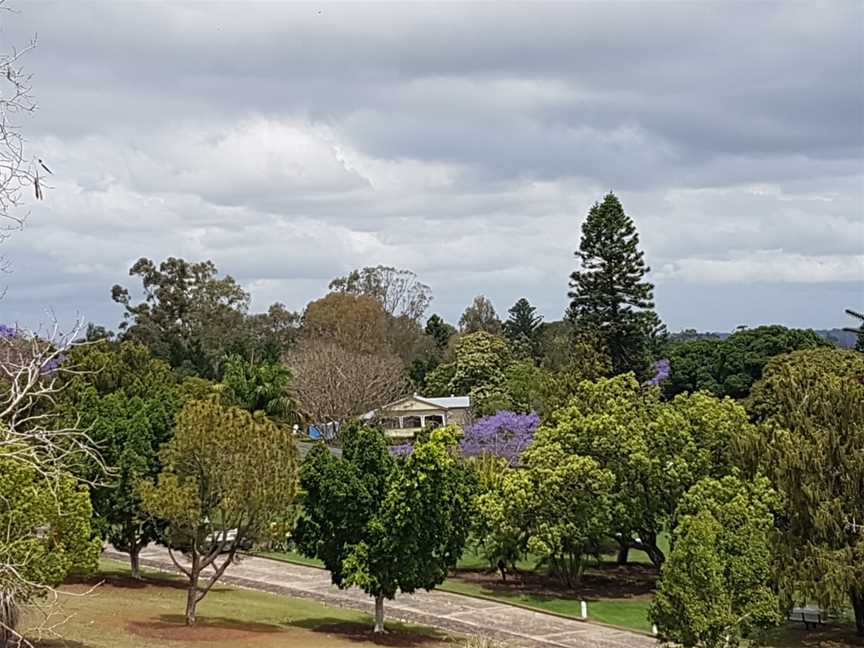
top-left (22, 560), bottom-right (453, 648)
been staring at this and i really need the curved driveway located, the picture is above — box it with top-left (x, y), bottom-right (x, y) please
top-left (104, 546), bottom-right (656, 648)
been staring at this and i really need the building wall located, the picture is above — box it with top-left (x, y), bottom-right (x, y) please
top-left (376, 400), bottom-right (470, 438)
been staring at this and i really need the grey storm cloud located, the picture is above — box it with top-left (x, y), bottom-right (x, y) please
top-left (0, 1), bottom-right (861, 333)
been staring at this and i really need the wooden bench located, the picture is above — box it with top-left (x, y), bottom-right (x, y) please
top-left (787, 607), bottom-right (827, 629)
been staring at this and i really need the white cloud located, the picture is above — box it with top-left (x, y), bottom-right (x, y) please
top-left (656, 251), bottom-right (864, 284)
top-left (0, 1), bottom-right (860, 332)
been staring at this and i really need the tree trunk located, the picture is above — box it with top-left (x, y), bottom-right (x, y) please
top-left (497, 559), bottom-right (507, 583)
top-left (639, 531), bottom-right (665, 568)
top-left (185, 580), bottom-right (198, 626)
top-left (851, 589), bottom-right (864, 637)
top-left (646, 543), bottom-right (665, 568)
top-left (185, 552), bottom-right (200, 626)
top-left (373, 594), bottom-right (385, 633)
top-left (616, 542), bottom-right (630, 565)
top-left (130, 544), bottom-right (142, 580)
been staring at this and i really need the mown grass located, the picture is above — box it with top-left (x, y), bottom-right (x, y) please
top-left (438, 578), bottom-right (653, 633)
top-left (22, 560), bottom-right (453, 648)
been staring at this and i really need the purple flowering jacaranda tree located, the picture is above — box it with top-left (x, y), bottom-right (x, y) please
top-left (460, 410), bottom-right (539, 465)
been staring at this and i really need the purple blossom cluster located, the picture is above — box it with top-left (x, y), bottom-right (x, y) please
top-left (40, 353), bottom-right (67, 376)
top-left (460, 410), bottom-right (539, 465)
top-left (647, 358), bottom-right (671, 386)
top-left (389, 442), bottom-right (414, 457)
top-left (0, 324), bottom-right (18, 338)
top-left (0, 324), bottom-right (66, 375)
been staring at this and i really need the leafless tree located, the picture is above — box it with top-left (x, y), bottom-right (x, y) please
top-left (286, 341), bottom-right (407, 427)
top-left (0, 320), bottom-right (105, 647)
top-left (0, 7), bottom-right (41, 278)
top-left (0, 320), bottom-right (102, 477)
top-left (0, 9), bottom-right (99, 646)
top-left (459, 295), bottom-right (502, 335)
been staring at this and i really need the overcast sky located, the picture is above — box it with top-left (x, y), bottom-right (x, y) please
top-left (0, 1), bottom-right (861, 333)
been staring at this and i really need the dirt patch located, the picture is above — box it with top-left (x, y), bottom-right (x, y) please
top-left (128, 616), bottom-right (285, 642)
top-left (453, 563), bottom-right (657, 600)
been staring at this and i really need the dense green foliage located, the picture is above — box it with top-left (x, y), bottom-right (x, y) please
top-left (651, 475), bottom-right (782, 647)
top-left (139, 400), bottom-right (299, 625)
top-left (742, 347), bottom-right (864, 635)
top-left (217, 354), bottom-right (301, 422)
top-left (426, 331), bottom-right (511, 411)
top-left (296, 424), bottom-right (473, 632)
top-left (567, 193), bottom-right (663, 378)
top-left (504, 442), bottom-right (614, 587)
top-left (425, 314), bottom-right (456, 350)
top-left (61, 341), bottom-right (181, 577)
top-left (112, 257), bottom-right (297, 378)
top-left (663, 325), bottom-right (831, 399)
top-left (534, 375), bottom-right (747, 566)
top-left (503, 298), bottom-right (543, 360)
top-left (469, 455), bottom-right (524, 580)
top-left (0, 449), bottom-right (100, 600)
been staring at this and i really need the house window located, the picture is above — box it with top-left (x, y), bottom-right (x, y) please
top-left (425, 415), bottom-right (444, 429)
top-left (402, 416), bottom-right (422, 429)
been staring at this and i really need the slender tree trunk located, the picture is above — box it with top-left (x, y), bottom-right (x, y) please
top-left (851, 589), bottom-right (864, 637)
top-left (130, 543), bottom-right (142, 580)
top-left (185, 553), bottom-right (200, 626)
top-left (497, 559), bottom-right (507, 583)
top-left (185, 577), bottom-right (198, 626)
top-left (373, 594), bottom-right (385, 633)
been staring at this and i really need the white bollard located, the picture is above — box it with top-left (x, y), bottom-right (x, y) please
top-left (580, 600), bottom-right (588, 620)
top-left (652, 624), bottom-right (658, 636)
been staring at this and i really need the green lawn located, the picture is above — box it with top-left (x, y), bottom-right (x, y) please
top-left (438, 579), bottom-right (653, 633)
top-left (24, 560), bottom-right (454, 648)
top-left (256, 532), bottom-right (670, 573)
top-left (253, 547), bottom-right (656, 633)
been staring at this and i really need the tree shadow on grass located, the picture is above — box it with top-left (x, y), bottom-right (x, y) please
top-left (453, 563), bottom-right (657, 601)
top-left (156, 614), bottom-right (284, 632)
top-left (64, 572), bottom-right (229, 594)
top-left (128, 615), bottom-right (286, 642)
top-left (289, 617), bottom-right (451, 646)
top-left (766, 624), bottom-right (864, 648)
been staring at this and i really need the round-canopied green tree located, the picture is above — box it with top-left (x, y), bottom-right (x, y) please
top-left (0, 449), bottom-right (101, 644)
top-left (502, 441), bottom-right (614, 587)
top-left (139, 400), bottom-right (299, 625)
top-left (425, 331), bottom-right (512, 411)
top-left (60, 341), bottom-right (181, 578)
top-left (295, 424), bottom-right (474, 632)
top-left (534, 374), bottom-right (749, 567)
top-left (743, 347), bottom-right (864, 635)
top-left (664, 325), bottom-right (831, 400)
top-left (650, 475), bottom-right (782, 647)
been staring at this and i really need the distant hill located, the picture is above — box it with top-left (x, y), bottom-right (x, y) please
top-left (543, 323), bottom-right (860, 349)
top-left (667, 327), bottom-right (859, 349)
top-left (816, 328), bottom-right (859, 349)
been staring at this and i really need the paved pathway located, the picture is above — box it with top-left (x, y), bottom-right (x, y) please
top-left (104, 546), bottom-right (656, 648)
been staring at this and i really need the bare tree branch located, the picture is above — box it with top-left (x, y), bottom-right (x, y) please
top-left (286, 341), bottom-right (407, 426)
